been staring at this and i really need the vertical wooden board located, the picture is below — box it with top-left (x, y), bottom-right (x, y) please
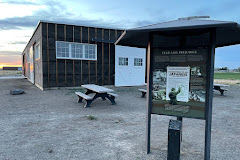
top-left (104, 29), bottom-right (109, 40)
top-left (110, 43), bottom-right (115, 85)
top-left (49, 61), bottom-right (57, 87)
top-left (97, 42), bottom-right (102, 85)
top-left (57, 59), bottom-right (65, 87)
top-left (66, 59), bottom-right (73, 87)
top-left (66, 25), bottom-right (73, 42)
top-left (97, 28), bottom-right (102, 40)
top-left (89, 27), bottom-right (95, 43)
top-left (74, 26), bottom-right (81, 42)
top-left (104, 43), bottom-right (109, 85)
top-left (82, 27), bottom-right (88, 43)
top-left (57, 24), bottom-right (65, 41)
top-left (74, 60), bottom-right (81, 86)
top-left (81, 60), bottom-right (89, 84)
top-left (110, 30), bottom-right (115, 41)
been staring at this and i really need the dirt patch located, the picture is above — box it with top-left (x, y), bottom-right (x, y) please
top-left (214, 79), bottom-right (240, 85)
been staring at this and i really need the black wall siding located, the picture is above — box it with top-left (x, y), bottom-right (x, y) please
top-left (82, 27), bottom-right (88, 43)
top-left (66, 60), bottom-right (73, 87)
top-left (73, 26), bottom-right (82, 86)
top-left (65, 25), bottom-right (73, 86)
top-left (57, 59), bottom-right (65, 87)
top-left (74, 60), bottom-right (81, 86)
top-left (42, 24), bottom-right (48, 62)
top-left (89, 27), bottom-right (97, 84)
top-left (74, 26), bottom-right (81, 43)
top-left (57, 24), bottom-right (64, 41)
top-left (110, 43), bottom-right (115, 84)
top-left (104, 29), bottom-right (109, 40)
top-left (97, 28), bottom-right (102, 40)
top-left (66, 25), bottom-right (73, 42)
top-left (110, 30), bottom-right (115, 41)
top-left (81, 60), bottom-right (89, 84)
top-left (89, 28), bottom-right (95, 43)
top-left (48, 23), bottom-right (57, 87)
top-left (42, 23), bottom-right (48, 88)
top-left (97, 42), bottom-right (103, 85)
top-left (104, 43), bottom-right (109, 85)
top-left (38, 22), bottom-right (122, 88)
top-left (89, 61), bottom-right (96, 84)
top-left (117, 30), bottom-right (122, 40)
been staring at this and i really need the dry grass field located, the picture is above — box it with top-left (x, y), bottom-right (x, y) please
top-left (0, 70), bottom-right (22, 76)
top-left (214, 72), bottom-right (240, 85)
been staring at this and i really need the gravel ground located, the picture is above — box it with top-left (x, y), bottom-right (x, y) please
top-left (0, 79), bottom-right (240, 160)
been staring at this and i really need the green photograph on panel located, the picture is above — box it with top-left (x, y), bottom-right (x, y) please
top-left (151, 48), bottom-right (207, 119)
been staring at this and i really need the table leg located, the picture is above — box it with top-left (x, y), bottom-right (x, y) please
top-left (141, 92), bottom-right (146, 98)
top-left (85, 89), bottom-right (94, 95)
top-left (219, 89), bottom-right (224, 96)
top-left (84, 93), bottom-right (102, 107)
top-left (77, 96), bottom-right (83, 103)
top-left (106, 94), bottom-right (116, 105)
top-left (214, 86), bottom-right (224, 95)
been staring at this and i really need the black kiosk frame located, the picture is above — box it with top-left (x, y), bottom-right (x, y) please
top-left (116, 17), bottom-right (240, 160)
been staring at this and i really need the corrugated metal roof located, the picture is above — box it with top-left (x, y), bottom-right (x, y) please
top-left (116, 19), bottom-right (240, 48)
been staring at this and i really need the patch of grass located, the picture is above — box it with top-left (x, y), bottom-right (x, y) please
top-left (87, 115), bottom-right (97, 120)
top-left (214, 72), bottom-right (240, 80)
top-left (0, 70), bottom-right (22, 76)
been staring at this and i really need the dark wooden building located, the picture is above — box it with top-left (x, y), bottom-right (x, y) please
top-left (22, 21), bottom-right (123, 90)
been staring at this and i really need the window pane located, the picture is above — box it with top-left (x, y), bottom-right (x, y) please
top-left (134, 58), bottom-right (143, 66)
top-left (119, 57), bottom-right (128, 66)
top-left (56, 41), bottom-right (96, 60)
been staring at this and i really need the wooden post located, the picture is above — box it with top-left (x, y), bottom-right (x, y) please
top-left (146, 33), bottom-right (153, 153)
top-left (204, 29), bottom-right (216, 160)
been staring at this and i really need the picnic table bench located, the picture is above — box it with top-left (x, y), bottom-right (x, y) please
top-left (138, 89), bottom-right (147, 98)
top-left (138, 83), bottom-right (229, 97)
top-left (75, 84), bottom-right (118, 107)
top-left (213, 83), bottom-right (229, 96)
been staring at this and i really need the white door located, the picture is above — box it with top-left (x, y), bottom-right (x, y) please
top-left (115, 45), bottom-right (146, 86)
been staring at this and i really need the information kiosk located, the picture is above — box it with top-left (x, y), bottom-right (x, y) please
top-left (116, 16), bottom-right (240, 160)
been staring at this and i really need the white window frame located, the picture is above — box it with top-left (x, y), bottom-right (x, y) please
top-left (35, 42), bottom-right (40, 60)
top-left (134, 58), bottom-right (143, 66)
top-left (119, 57), bottom-right (128, 66)
top-left (56, 41), bottom-right (97, 61)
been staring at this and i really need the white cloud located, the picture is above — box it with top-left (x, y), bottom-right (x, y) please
top-left (0, 2), bottom-right (46, 19)
top-left (0, 28), bottom-right (33, 52)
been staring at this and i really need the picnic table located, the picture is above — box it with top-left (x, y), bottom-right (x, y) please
top-left (213, 83), bottom-right (229, 95)
top-left (75, 84), bottom-right (118, 107)
top-left (138, 83), bottom-right (229, 98)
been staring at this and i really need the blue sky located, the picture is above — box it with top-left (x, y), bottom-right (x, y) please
top-left (0, 0), bottom-right (239, 68)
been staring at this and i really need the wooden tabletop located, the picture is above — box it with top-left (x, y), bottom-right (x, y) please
top-left (81, 84), bottom-right (114, 93)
